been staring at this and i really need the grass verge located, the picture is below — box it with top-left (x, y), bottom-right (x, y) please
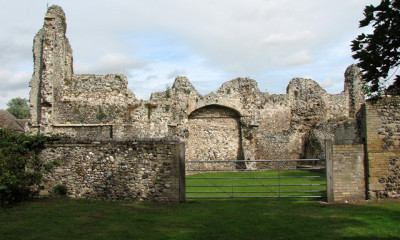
top-left (0, 197), bottom-right (400, 240)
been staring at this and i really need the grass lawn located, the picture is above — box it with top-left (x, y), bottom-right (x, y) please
top-left (1, 197), bottom-right (400, 240)
top-left (186, 170), bottom-right (326, 199)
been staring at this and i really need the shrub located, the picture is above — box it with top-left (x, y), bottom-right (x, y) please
top-left (165, 86), bottom-right (171, 98)
top-left (0, 128), bottom-right (47, 206)
top-left (53, 185), bottom-right (67, 196)
top-left (43, 159), bottom-right (62, 173)
top-left (96, 106), bottom-right (106, 120)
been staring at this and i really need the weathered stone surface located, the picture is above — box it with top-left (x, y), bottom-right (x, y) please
top-left (344, 64), bottom-right (365, 117)
top-left (28, 6), bottom-right (365, 171)
top-left (187, 105), bottom-right (242, 172)
top-left (40, 139), bottom-right (184, 202)
top-left (363, 99), bottom-right (400, 198)
top-left (28, 5), bottom-right (73, 136)
top-left (332, 98), bottom-right (400, 201)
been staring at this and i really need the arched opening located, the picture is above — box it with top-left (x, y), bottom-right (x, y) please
top-left (187, 104), bottom-right (244, 171)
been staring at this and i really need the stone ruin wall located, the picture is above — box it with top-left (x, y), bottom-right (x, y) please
top-left (363, 100), bottom-right (400, 198)
top-left (27, 6), bottom-right (365, 172)
top-left (40, 139), bottom-right (185, 202)
top-left (330, 98), bottom-right (400, 201)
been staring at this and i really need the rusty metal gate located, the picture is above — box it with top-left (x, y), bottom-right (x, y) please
top-left (186, 159), bottom-right (326, 199)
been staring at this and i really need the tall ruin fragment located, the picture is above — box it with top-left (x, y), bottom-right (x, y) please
top-left (28, 5), bottom-right (365, 165)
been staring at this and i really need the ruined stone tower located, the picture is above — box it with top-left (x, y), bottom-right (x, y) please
top-left (28, 6), bottom-right (73, 135)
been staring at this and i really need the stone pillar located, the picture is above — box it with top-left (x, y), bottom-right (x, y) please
top-left (178, 142), bottom-right (186, 203)
top-left (344, 64), bottom-right (365, 118)
top-left (325, 140), bottom-right (334, 202)
top-left (28, 5), bottom-right (73, 135)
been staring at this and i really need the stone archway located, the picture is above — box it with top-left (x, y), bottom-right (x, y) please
top-left (187, 105), bottom-right (243, 170)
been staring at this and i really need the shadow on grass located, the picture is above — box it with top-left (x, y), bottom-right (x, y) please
top-left (0, 198), bottom-right (399, 240)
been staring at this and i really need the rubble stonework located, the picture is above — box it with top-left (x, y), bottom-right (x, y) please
top-left (40, 139), bottom-right (184, 201)
top-left (363, 99), bottom-right (400, 198)
top-left (28, 6), bottom-right (365, 173)
top-left (29, 6), bottom-right (73, 135)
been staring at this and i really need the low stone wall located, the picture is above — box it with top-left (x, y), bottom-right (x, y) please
top-left (40, 139), bottom-right (185, 202)
top-left (332, 144), bottom-right (365, 202)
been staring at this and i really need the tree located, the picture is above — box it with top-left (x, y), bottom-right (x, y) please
top-left (6, 97), bottom-right (30, 119)
top-left (351, 0), bottom-right (400, 97)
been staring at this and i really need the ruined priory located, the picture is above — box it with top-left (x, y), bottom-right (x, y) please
top-left (27, 5), bottom-right (365, 167)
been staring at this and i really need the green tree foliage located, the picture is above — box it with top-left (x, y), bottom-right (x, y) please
top-left (351, 0), bottom-right (400, 97)
top-left (0, 128), bottom-right (47, 206)
top-left (6, 97), bottom-right (30, 119)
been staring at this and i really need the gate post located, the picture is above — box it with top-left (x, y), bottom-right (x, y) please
top-left (325, 140), bottom-right (334, 202)
top-left (179, 142), bottom-right (186, 203)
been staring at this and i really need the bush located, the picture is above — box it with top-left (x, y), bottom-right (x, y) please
top-left (0, 128), bottom-right (47, 206)
top-left (53, 185), bottom-right (67, 196)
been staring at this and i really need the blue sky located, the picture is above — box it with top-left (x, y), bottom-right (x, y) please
top-left (0, 0), bottom-right (380, 109)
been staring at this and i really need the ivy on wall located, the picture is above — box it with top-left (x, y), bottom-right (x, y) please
top-left (0, 128), bottom-right (48, 206)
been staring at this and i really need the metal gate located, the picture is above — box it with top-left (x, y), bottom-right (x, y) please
top-left (186, 159), bottom-right (326, 199)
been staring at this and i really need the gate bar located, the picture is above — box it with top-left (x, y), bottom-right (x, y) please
top-left (187, 168), bottom-right (324, 172)
top-left (187, 176), bottom-right (322, 180)
top-left (187, 190), bottom-right (325, 194)
top-left (186, 196), bottom-right (324, 199)
top-left (187, 159), bottom-right (320, 163)
top-left (187, 184), bottom-right (326, 187)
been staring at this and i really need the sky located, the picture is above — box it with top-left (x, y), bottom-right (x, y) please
top-left (0, 0), bottom-right (380, 109)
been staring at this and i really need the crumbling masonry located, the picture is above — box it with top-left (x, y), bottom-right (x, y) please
top-left (27, 6), bottom-right (364, 163)
top-left (31, 6), bottom-right (400, 202)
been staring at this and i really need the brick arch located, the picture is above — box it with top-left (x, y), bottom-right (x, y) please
top-left (187, 105), bottom-right (244, 170)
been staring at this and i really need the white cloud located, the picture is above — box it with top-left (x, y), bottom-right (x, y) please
top-left (8, 71), bottom-right (32, 90)
top-left (0, 0), bottom-right (383, 109)
top-left (0, 70), bottom-right (12, 82)
top-left (0, 70), bottom-right (31, 92)
top-left (167, 70), bottom-right (187, 80)
top-left (259, 31), bottom-right (316, 46)
top-left (317, 77), bottom-right (344, 93)
top-left (74, 53), bottom-right (147, 75)
top-left (318, 77), bottom-right (336, 89)
top-left (280, 50), bottom-right (314, 67)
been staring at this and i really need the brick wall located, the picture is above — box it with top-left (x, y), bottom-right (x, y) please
top-left (332, 144), bottom-right (365, 202)
top-left (40, 139), bottom-right (185, 202)
top-left (329, 98), bottom-right (400, 202)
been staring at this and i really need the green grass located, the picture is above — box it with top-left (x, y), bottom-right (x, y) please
top-left (186, 170), bottom-right (326, 199)
top-left (1, 197), bottom-right (400, 240)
